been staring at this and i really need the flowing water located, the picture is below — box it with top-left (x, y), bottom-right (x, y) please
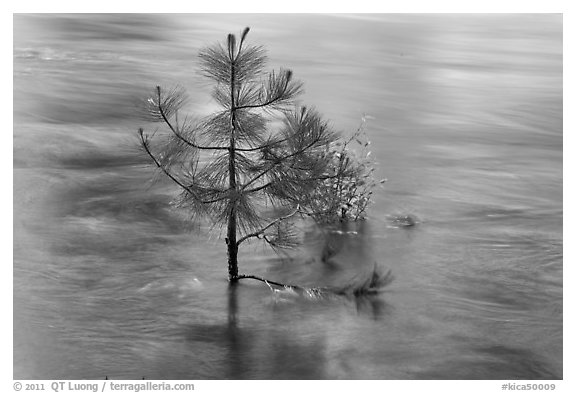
top-left (13, 14), bottom-right (562, 379)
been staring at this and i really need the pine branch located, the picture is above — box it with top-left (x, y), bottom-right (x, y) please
top-left (240, 131), bottom-right (326, 192)
top-left (245, 172), bottom-right (342, 195)
top-left (138, 128), bottom-right (228, 205)
top-left (237, 27), bottom-right (250, 55)
top-left (198, 44), bottom-right (233, 85)
top-left (230, 135), bottom-right (291, 152)
top-left (235, 69), bottom-right (303, 111)
top-left (199, 40), bottom-right (267, 85)
top-left (236, 207), bottom-right (300, 246)
top-left (154, 86), bottom-right (230, 152)
top-left (138, 128), bottom-right (197, 195)
top-left (140, 85), bottom-right (187, 122)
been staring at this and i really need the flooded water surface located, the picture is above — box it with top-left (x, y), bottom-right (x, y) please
top-left (13, 14), bottom-right (562, 379)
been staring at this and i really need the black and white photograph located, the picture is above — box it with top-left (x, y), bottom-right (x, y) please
top-left (12, 8), bottom-right (565, 385)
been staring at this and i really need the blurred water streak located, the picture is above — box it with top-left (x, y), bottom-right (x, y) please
top-left (13, 14), bottom-right (562, 379)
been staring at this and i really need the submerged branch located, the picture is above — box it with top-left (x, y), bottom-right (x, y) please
top-left (237, 274), bottom-right (302, 290)
top-left (236, 267), bottom-right (391, 297)
top-left (236, 275), bottom-right (329, 297)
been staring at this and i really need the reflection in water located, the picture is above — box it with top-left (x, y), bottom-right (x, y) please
top-left (183, 286), bottom-right (330, 379)
top-left (14, 14), bottom-right (562, 379)
top-left (257, 219), bottom-right (395, 296)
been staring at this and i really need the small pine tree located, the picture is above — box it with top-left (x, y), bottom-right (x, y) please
top-left (138, 27), bottom-right (373, 285)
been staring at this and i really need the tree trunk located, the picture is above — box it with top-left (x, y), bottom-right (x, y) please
top-left (227, 39), bottom-right (239, 283)
top-left (226, 215), bottom-right (239, 282)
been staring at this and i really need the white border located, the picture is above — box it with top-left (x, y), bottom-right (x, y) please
top-left (5, 2), bottom-right (572, 392)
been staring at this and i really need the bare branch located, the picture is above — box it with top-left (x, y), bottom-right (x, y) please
top-left (236, 274), bottom-right (306, 291)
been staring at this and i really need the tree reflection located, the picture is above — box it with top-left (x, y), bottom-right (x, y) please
top-left (183, 285), bottom-right (329, 379)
